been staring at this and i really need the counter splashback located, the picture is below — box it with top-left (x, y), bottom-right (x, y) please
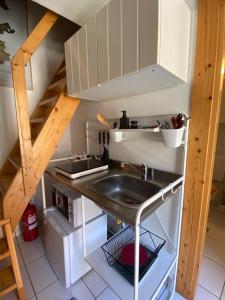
top-left (86, 116), bottom-right (184, 175)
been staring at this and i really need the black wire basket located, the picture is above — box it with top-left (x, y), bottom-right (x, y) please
top-left (101, 225), bottom-right (166, 285)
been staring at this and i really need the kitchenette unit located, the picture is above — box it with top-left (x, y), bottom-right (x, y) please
top-left (41, 0), bottom-right (192, 299)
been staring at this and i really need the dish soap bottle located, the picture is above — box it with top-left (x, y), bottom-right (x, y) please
top-left (120, 110), bottom-right (129, 129)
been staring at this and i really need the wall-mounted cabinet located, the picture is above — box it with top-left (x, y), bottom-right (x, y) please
top-left (65, 0), bottom-right (191, 101)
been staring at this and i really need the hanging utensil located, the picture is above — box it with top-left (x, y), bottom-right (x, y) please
top-left (107, 131), bottom-right (110, 145)
top-left (98, 131), bottom-right (102, 155)
top-left (103, 131), bottom-right (106, 147)
top-left (171, 113), bottom-right (184, 129)
top-left (97, 114), bottom-right (111, 128)
top-left (157, 120), bottom-right (163, 128)
top-left (164, 121), bottom-right (171, 129)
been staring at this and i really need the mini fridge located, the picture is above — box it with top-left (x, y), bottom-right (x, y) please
top-left (44, 207), bottom-right (107, 288)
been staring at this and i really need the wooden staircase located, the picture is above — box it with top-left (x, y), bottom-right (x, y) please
top-left (0, 11), bottom-right (80, 231)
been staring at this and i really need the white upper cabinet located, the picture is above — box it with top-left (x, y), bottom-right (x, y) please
top-left (86, 18), bottom-right (98, 88)
top-left (96, 6), bottom-right (109, 84)
top-left (78, 27), bottom-right (88, 91)
top-left (65, 0), bottom-right (191, 101)
top-left (122, 0), bottom-right (138, 75)
top-left (138, 0), bottom-right (158, 69)
top-left (108, 0), bottom-right (122, 80)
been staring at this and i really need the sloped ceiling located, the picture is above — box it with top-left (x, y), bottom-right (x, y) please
top-left (32, 0), bottom-right (110, 25)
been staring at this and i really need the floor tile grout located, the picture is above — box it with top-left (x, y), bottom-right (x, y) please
top-left (206, 234), bottom-right (225, 246)
top-left (16, 235), bottom-right (58, 300)
top-left (198, 283), bottom-right (220, 298)
top-left (16, 234), bottom-right (110, 300)
top-left (201, 206), bottom-right (225, 300)
top-left (16, 236), bottom-right (45, 266)
top-left (202, 254), bottom-right (225, 269)
top-left (81, 277), bottom-right (96, 298)
top-left (35, 279), bottom-right (58, 297)
top-left (219, 281), bottom-right (225, 299)
top-left (16, 236), bottom-right (37, 299)
top-left (206, 232), bottom-right (225, 245)
top-left (95, 286), bottom-right (108, 299)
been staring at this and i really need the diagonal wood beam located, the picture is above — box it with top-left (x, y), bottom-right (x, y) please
top-left (22, 11), bottom-right (58, 64)
top-left (32, 94), bottom-right (80, 179)
top-left (11, 49), bottom-right (35, 195)
top-left (4, 93), bottom-right (80, 231)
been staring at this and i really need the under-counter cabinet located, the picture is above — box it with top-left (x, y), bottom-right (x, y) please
top-left (65, 0), bottom-right (191, 101)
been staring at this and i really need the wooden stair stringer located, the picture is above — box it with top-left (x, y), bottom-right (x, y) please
top-left (33, 93), bottom-right (80, 179)
top-left (3, 93), bottom-right (80, 230)
top-left (2, 170), bottom-right (30, 230)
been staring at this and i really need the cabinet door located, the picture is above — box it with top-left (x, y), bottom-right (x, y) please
top-left (84, 196), bottom-right (103, 222)
top-left (96, 6), bottom-right (108, 84)
top-left (138, 0), bottom-right (158, 69)
top-left (71, 196), bottom-right (102, 228)
top-left (78, 26), bottom-right (88, 91)
top-left (108, 0), bottom-right (122, 80)
top-left (64, 39), bottom-right (73, 96)
top-left (122, 0), bottom-right (138, 75)
top-left (70, 34), bottom-right (80, 94)
top-left (86, 17), bottom-right (98, 88)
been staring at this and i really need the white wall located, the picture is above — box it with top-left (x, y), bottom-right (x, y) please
top-left (71, 85), bottom-right (192, 173)
top-left (0, 1), bottom-right (78, 168)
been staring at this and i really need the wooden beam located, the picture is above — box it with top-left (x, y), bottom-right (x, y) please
top-left (3, 170), bottom-right (29, 230)
top-left (11, 49), bottom-right (35, 196)
top-left (177, 0), bottom-right (225, 299)
top-left (4, 94), bottom-right (80, 230)
top-left (33, 94), bottom-right (80, 179)
top-left (22, 11), bottom-right (58, 64)
top-left (4, 222), bottom-right (25, 300)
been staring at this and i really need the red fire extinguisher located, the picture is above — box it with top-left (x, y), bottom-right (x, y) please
top-left (21, 202), bottom-right (39, 241)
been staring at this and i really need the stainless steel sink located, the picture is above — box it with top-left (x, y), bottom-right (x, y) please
top-left (88, 174), bottom-right (162, 208)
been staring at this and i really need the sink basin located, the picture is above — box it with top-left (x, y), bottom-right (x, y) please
top-left (88, 174), bottom-right (161, 208)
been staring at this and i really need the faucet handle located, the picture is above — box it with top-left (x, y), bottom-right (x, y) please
top-left (139, 162), bottom-right (148, 168)
top-left (120, 162), bottom-right (124, 168)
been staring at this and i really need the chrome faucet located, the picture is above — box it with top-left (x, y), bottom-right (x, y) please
top-left (143, 163), bottom-right (148, 180)
top-left (121, 162), bottom-right (149, 180)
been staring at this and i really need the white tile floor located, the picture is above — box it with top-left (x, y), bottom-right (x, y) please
top-left (195, 204), bottom-right (225, 300)
top-left (0, 233), bottom-right (185, 300)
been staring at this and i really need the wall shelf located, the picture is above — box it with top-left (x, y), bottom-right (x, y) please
top-left (110, 127), bottom-right (160, 133)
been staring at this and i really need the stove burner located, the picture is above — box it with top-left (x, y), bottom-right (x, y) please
top-left (54, 158), bottom-right (108, 179)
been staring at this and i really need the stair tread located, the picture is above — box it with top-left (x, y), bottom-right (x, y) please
top-left (0, 176), bottom-right (14, 196)
top-left (30, 117), bottom-right (45, 124)
top-left (0, 238), bottom-right (9, 261)
top-left (8, 156), bottom-right (21, 170)
top-left (39, 95), bottom-right (58, 106)
top-left (56, 65), bottom-right (66, 75)
top-left (0, 266), bottom-right (16, 296)
top-left (48, 77), bottom-right (66, 90)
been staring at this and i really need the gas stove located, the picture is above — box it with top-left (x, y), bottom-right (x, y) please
top-left (53, 155), bottom-right (108, 179)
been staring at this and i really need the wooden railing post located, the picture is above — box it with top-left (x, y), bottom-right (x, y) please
top-left (11, 49), bottom-right (35, 195)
